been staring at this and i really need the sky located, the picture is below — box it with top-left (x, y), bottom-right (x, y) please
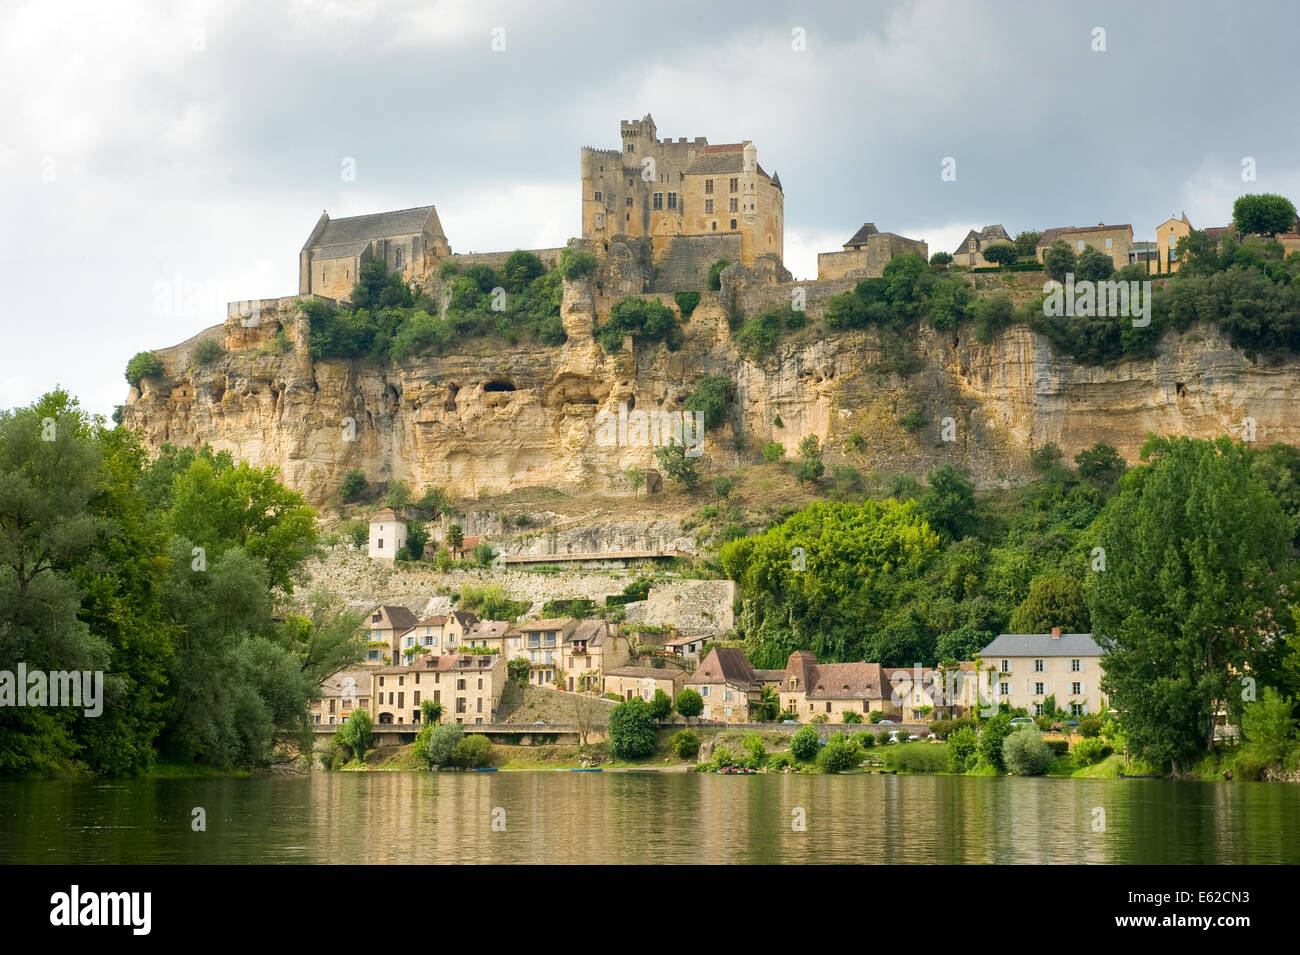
top-left (3, 0), bottom-right (1299, 419)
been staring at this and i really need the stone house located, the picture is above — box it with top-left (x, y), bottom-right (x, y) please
top-left (979, 629), bottom-right (1106, 717)
top-left (950, 224), bottom-right (1013, 268)
top-left (299, 205), bottom-right (449, 301)
top-left (1037, 223), bottom-right (1133, 272)
top-left (515, 618), bottom-right (578, 687)
top-left (817, 222), bottom-right (929, 279)
top-left (779, 651), bottom-right (893, 723)
top-left (563, 619), bottom-right (630, 692)
top-left (686, 647), bottom-right (763, 722)
top-left (371, 653), bottom-right (505, 726)
top-left (664, 634), bottom-right (708, 662)
top-left (883, 662), bottom-right (979, 721)
top-left (603, 666), bottom-right (687, 703)
top-left (364, 605), bottom-right (419, 665)
top-left (1154, 213), bottom-right (1193, 273)
top-left (310, 669), bottom-right (372, 726)
top-left (396, 611), bottom-right (480, 661)
top-left (368, 508), bottom-right (407, 562)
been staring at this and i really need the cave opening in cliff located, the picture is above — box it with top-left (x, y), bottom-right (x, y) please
top-left (483, 380), bottom-right (516, 393)
top-left (1175, 382), bottom-right (1185, 396)
top-left (444, 383), bottom-right (460, 411)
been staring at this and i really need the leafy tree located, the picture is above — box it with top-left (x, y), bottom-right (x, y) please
top-left (936, 624), bottom-right (992, 661)
top-left (761, 442), bottom-right (784, 463)
top-left (417, 485), bottom-right (449, 517)
top-left (1002, 726), bottom-right (1053, 775)
top-left (710, 476), bottom-right (734, 499)
top-left (753, 685), bottom-right (781, 722)
top-left (405, 521), bottom-right (429, 560)
top-left (930, 251), bottom-right (953, 267)
top-left (1173, 229), bottom-right (1222, 276)
top-left (919, 465), bottom-right (978, 542)
top-left (790, 724), bottom-right (820, 761)
top-left (451, 734), bottom-right (493, 768)
top-left (980, 243), bottom-right (1018, 269)
top-left (946, 725), bottom-right (979, 772)
top-left (1233, 193), bottom-right (1297, 237)
top-left (559, 247), bottom-right (597, 280)
top-left (791, 435), bottom-right (825, 488)
top-left (608, 697), bottom-right (657, 759)
top-left (276, 591), bottom-right (367, 684)
top-left (1090, 436), bottom-right (1294, 773)
top-left (685, 375), bottom-right (735, 430)
top-left (841, 710), bottom-right (863, 724)
top-left (595, 297), bottom-right (681, 352)
top-left (743, 733), bottom-right (768, 769)
top-left (416, 721), bottom-right (463, 767)
top-left (333, 708), bottom-right (373, 764)
top-left (385, 480), bottom-right (411, 509)
top-left (654, 441), bottom-right (699, 490)
top-left (1075, 443), bottom-right (1126, 492)
top-left (341, 469), bottom-right (368, 503)
top-left (420, 699), bottom-right (444, 724)
top-left (503, 250), bottom-right (546, 292)
top-left (971, 293), bottom-right (1015, 343)
top-left (192, 338), bottom-right (226, 366)
top-left (1043, 239), bottom-right (1077, 283)
top-left (1240, 686), bottom-right (1296, 772)
top-left (625, 466), bottom-right (646, 497)
top-left (1029, 443), bottom-right (1063, 474)
top-left (648, 689), bottom-right (673, 721)
top-left (1008, 576), bottom-right (1089, 634)
top-left (447, 524), bottom-right (464, 550)
top-left (674, 688), bottom-right (703, 723)
top-left (674, 291), bottom-right (701, 319)
top-left (816, 732), bottom-right (859, 773)
top-left (1012, 231), bottom-right (1043, 258)
top-left (1075, 246), bottom-right (1115, 282)
top-left (978, 713), bottom-right (1014, 770)
top-left (125, 351), bottom-right (165, 387)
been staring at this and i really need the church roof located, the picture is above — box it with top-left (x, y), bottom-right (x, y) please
top-left (312, 205), bottom-right (438, 250)
top-left (844, 223), bottom-right (879, 247)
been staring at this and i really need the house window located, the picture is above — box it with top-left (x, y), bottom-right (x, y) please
top-left (729, 178), bottom-right (738, 192)
top-left (1034, 682), bottom-right (1045, 695)
top-left (1071, 659), bottom-right (1081, 672)
top-left (377, 538), bottom-right (383, 549)
top-left (477, 698), bottom-right (483, 713)
top-left (378, 677), bottom-right (385, 688)
top-left (1077, 240), bottom-right (1085, 250)
top-left (414, 691), bottom-right (420, 705)
top-left (729, 198), bottom-right (738, 213)
top-left (397, 692), bottom-right (404, 708)
top-left (395, 248), bottom-right (403, 268)
top-left (626, 143), bottom-right (634, 152)
top-left (627, 177), bottom-right (633, 187)
top-left (667, 192), bottom-right (677, 209)
top-left (723, 690), bottom-right (731, 701)
top-left (456, 698), bottom-right (466, 713)
top-left (1001, 660), bottom-right (1010, 672)
top-left (705, 179), bottom-right (714, 194)
top-left (999, 682), bottom-right (1009, 695)
top-left (730, 218), bottom-right (737, 230)
top-left (1034, 660), bottom-right (1044, 672)
top-left (1071, 703), bottom-right (1085, 716)
top-left (705, 199), bottom-right (714, 214)
top-left (1033, 703), bottom-right (1044, 716)
top-left (825, 702), bottom-right (832, 713)
top-left (711, 221), bottom-right (716, 231)
top-left (1071, 682), bottom-right (1083, 695)
top-left (653, 193), bottom-right (662, 210)
top-left (457, 679), bottom-right (466, 691)
top-left (477, 678), bottom-right (483, 690)
top-left (701, 686), bottom-right (710, 697)
top-left (1104, 238), bottom-right (1112, 249)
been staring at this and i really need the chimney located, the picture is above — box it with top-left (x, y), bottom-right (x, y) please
top-left (1051, 627), bottom-right (1061, 639)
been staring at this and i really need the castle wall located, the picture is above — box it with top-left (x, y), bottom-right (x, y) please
top-left (650, 234), bottom-right (742, 292)
top-left (449, 248), bottom-right (565, 274)
top-left (732, 276), bottom-right (858, 322)
top-left (817, 234), bottom-right (928, 280)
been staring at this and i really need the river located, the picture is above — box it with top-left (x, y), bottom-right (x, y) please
top-left (2, 772), bottom-right (1297, 864)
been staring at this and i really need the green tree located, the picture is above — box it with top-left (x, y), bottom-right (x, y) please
top-left (919, 464), bottom-right (978, 542)
top-left (447, 524), bottom-right (464, 551)
top-left (1012, 231), bottom-right (1043, 258)
top-left (559, 247), bottom-right (597, 280)
top-left (654, 441), bottom-right (699, 490)
top-left (1043, 239), bottom-right (1077, 283)
top-left (1240, 686), bottom-right (1296, 772)
top-left (275, 591), bottom-right (367, 684)
top-left (416, 721), bottom-right (463, 767)
top-left (595, 297), bottom-right (681, 352)
top-left (674, 688), bottom-right (703, 723)
top-left (1008, 576), bottom-right (1089, 634)
top-left (626, 466), bottom-right (645, 497)
top-left (790, 724), bottom-right (820, 761)
top-left (417, 485), bottom-right (449, 517)
top-left (1075, 443), bottom-right (1126, 492)
top-left (708, 259), bottom-right (731, 291)
top-left (1233, 193), bottom-right (1298, 237)
top-left (1002, 725), bottom-right (1052, 775)
top-left (648, 689), bottom-right (674, 721)
top-left (946, 725), bottom-right (979, 772)
top-left (1090, 436), bottom-right (1294, 773)
top-left (1075, 246), bottom-right (1115, 282)
top-left (710, 476), bottom-right (734, 499)
top-left (385, 480), bottom-right (411, 509)
top-left (978, 713), bottom-right (1014, 771)
top-left (816, 732), bottom-right (858, 773)
top-left (420, 698), bottom-right (444, 724)
top-left (192, 339), bottom-right (226, 366)
top-left (503, 250), bottom-right (546, 292)
top-left (930, 251), bottom-right (953, 267)
top-left (671, 729), bottom-right (700, 759)
top-left (743, 733), bottom-right (768, 769)
top-left (405, 521), bottom-right (429, 560)
top-left (608, 697), bottom-right (657, 759)
top-left (761, 442), bottom-right (785, 463)
top-left (333, 708), bottom-right (373, 764)
top-left (685, 375), bottom-right (735, 430)
top-left (124, 351), bottom-right (165, 387)
top-left (341, 469), bottom-right (368, 502)
top-left (980, 243), bottom-right (1018, 269)
top-left (451, 734), bottom-right (493, 768)
top-left (791, 435), bottom-right (825, 488)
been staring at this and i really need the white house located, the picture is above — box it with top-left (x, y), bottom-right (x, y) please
top-left (368, 508), bottom-right (407, 561)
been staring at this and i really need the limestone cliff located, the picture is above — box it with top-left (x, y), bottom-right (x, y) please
top-left (122, 285), bottom-right (1300, 504)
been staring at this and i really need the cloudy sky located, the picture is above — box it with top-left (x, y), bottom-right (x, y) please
top-left (3, 0), bottom-right (1299, 418)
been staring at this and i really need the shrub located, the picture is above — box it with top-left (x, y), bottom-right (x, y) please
top-left (899, 410), bottom-right (926, 433)
top-left (885, 742), bottom-right (948, 773)
top-left (674, 291), bottom-right (701, 320)
top-left (125, 350), bottom-right (165, 386)
top-left (816, 732), bottom-right (859, 773)
top-left (608, 698), bottom-right (657, 759)
top-left (451, 734), bottom-right (493, 768)
top-left (417, 722), bottom-right (463, 767)
top-left (946, 726), bottom-right (979, 772)
top-left (876, 731), bottom-right (893, 746)
top-left (930, 251), bottom-right (953, 267)
top-left (743, 734), bottom-right (767, 770)
top-left (761, 442), bottom-right (785, 462)
top-left (868, 710), bottom-right (887, 724)
top-left (648, 689), bottom-right (674, 721)
top-left (1003, 726), bottom-right (1053, 776)
top-left (333, 709), bottom-right (373, 764)
top-left (559, 247), bottom-right (597, 280)
top-left (845, 432), bottom-right (866, 453)
top-left (340, 469), bottom-right (368, 502)
top-left (596, 297), bottom-right (681, 353)
top-left (790, 725), bottom-right (820, 761)
top-left (1072, 736), bottom-right (1113, 766)
top-left (856, 731), bottom-right (876, 749)
top-left (685, 375), bottom-right (735, 430)
top-left (671, 729), bottom-right (701, 760)
top-left (1043, 239), bottom-right (1077, 283)
top-left (841, 710), bottom-right (863, 724)
top-left (710, 744), bottom-right (736, 768)
top-left (192, 338), bottom-right (226, 366)
top-left (1077, 717), bottom-right (1103, 739)
top-left (710, 476), bottom-right (735, 499)
top-left (708, 259), bottom-right (731, 291)
top-left (979, 714), bottom-right (1013, 771)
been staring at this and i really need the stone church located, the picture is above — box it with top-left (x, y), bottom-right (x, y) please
top-left (299, 205), bottom-right (449, 300)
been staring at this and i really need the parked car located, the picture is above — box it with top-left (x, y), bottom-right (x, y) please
top-left (877, 719), bottom-right (898, 725)
top-left (1008, 717), bottom-right (1036, 730)
top-left (781, 720), bottom-right (799, 725)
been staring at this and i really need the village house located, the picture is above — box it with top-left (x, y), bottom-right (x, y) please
top-left (367, 508), bottom-right (407, 562)
top-left (979, 628), bottom-right (1107, 717)
top-left (310, 670), bottom-right (372, 726)
top-left (603, 665), bottom-right (687, 702)
top-left (371, 653), bottom-right (506, 726)
top-left (515, 618), bottom-right (578, 687)
top-left (686, 647), bottom-right (763, 722)
top-left (1036, 223), bottom-right (1133, 271)
top-left (1153, 213), bottom-right (1193, 273)
top-left (563, 618), bottom-right (630, 692)
top-left (779, 650), bottom-right (894, 723)
top-left (883, 662), bottom-right (979, 721)
top-left (364, 605), bottom-right (419, 665)
top-left (950, 224), bottom-right (1013, 268)
top-left (664, 634), bottom-right (708, 662)
top-left (460, 619), bottom-right (511, 654)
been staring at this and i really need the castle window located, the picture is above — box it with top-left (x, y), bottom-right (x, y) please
top-left (627, 177), bottom-right (633, 187)
top-left (395, 248), bottom-right (403, 268)
top-left (626, 197), bottom-right (633, 207)
top-left (711, 221), bottom-right (717, 231)
top-left (653, 193), bottom-right (662, 210)
top-left (705, 199), bottom-right (714, 214)
top-left (594, 191), bottom-right (602, 202)
top-left (705, 179), bottom-right (714, 194)
top-left (730, 177), bottom-right (738, 192)
top-left (729, 198), bottom-right (738, 213)
top-left (626, 143), bottom-right (634, 152)
top-left (730, 218), bottom-right (737, 230)
top-left (667, 192), bottom-right (677, 210)
top-left (599, 164), bottom-right (604, 172)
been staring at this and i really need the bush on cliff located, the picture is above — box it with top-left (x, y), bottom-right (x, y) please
top-left (125, 350), bottom-right (165, 386)
top-left (595, 297), bottom-right (681, 353)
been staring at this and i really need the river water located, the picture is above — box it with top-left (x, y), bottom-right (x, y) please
top-left (2, 772), bottom-right (1297, 864)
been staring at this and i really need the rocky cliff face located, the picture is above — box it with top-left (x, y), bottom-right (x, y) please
top-left (123, 283), bottom-right (1300, 504)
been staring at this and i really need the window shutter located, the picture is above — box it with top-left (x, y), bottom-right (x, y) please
top-left (1081, 682), bottom-right (1086, 696)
